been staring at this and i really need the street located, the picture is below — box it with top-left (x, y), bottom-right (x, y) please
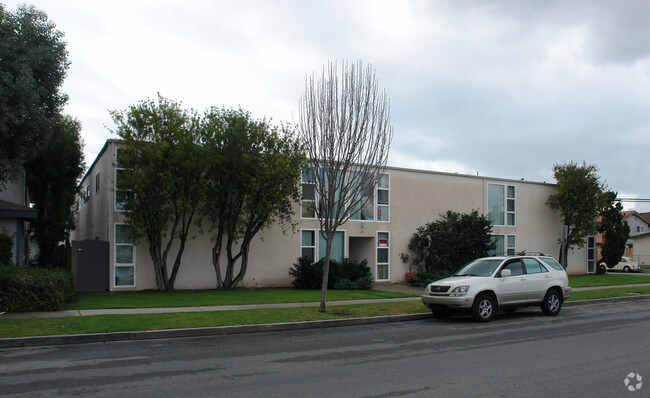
top-left (1, 298), bottom-right (649, 397)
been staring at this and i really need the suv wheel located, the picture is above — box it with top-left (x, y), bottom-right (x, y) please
top-left (541, 289), bottom-right (562, 316)
top-left (472, 294), bottom-right (495, 322)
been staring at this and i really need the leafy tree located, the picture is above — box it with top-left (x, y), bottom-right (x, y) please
top-left (400, 210), bottom-right (496, 275)
top-left (24, 114), bottom-right (84, 268)
top-left (546, 161), bottom-right (605, 266)
top-left (597, 191), bottom-right (630, 272)
top-left (111, 95), bottom-right (204, 291)
top-left (0, 4), bottom-right (69, 185)
top-left (200, 107), bottom-right (305, 289)
top-left (298, 60), bottom-right (393, 312)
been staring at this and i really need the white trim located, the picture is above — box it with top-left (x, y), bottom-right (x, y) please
top-left (376, 173), bottom-right (390, 222)
top-left (300, 229), bottom-right (316, 260)
top-left (376, 231), bottom-right (390, 281)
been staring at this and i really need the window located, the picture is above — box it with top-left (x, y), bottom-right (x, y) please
top-left (114, 224), bottom-right (135, 287)
top-left (522, 258), bottom-right (547, 274)
top-left (540, 257), bottom-right (564, 271)
top-left (318, 231), bottom-right (345, 262)
top-left (95, 172), bottom-right (100, 193)
top-left (377, 174), bottom-right (390, 222)
top-left (489, 234), bottom-right (516, 256)
top-left (376, 232), bottom-right (389, 280)
top-left (487, 184), bottom-right (515, 226)
top-left (82, 185), bottom-right (91, 204)
top-left (637, 226), bottom-right (645, 233)
top-left (500, 260), bottom-right (524, 276)
top-left (115, 149), bottom-right (133, 211)
top-left (587, 236), bottom-right (596, 273)
top-left (301, 230), bottom-right (316, 261)
top-left (301, 168), bottom-right (316, 219)
top-left (350, 172), bottom-right (374, 221)
top-left (301, 230), bottom-right (345, 262)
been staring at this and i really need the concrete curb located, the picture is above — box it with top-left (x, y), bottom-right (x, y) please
top-left (0, 313), bottom-right (432, 349)
top-left (1, 295), bottom-right (649, 349)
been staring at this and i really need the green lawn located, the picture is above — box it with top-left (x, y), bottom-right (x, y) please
top-left (63, 288), bottom-right (414, 310)
top-left (2, 281), bottom-right (650, 339)
top-left (567, 286), bottom-right (650, 301)
top-left (0, 300), bottom-right (425, 338)
top-left (568, 273), bottom-right (650, 288)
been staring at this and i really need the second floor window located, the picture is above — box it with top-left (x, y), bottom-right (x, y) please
top-left (301, 168), bottom-right (390, 223)
top-left (301, 168), bottom-right (316, 218)
top-left (488, 183), bottom-right (515, 226)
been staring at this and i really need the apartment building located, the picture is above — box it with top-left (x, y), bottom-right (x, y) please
top-left (72, 139), bottom-right (590, 291)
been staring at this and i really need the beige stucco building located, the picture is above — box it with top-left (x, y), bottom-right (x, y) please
top-left (72, 140), bottom-right (591, 292)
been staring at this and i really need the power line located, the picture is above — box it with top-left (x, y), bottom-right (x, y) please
top-left (618, 198), bottom-right (650, 203)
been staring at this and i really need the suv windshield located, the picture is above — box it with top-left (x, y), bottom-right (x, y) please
top-left (453, 258), bottom-right (503, 277)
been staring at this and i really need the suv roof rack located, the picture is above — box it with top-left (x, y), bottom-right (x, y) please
top-left (514, 251), bottom-right (547, 256)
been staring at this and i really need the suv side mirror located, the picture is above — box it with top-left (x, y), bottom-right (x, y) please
top-left (501, 269), bottom-right (512, 278)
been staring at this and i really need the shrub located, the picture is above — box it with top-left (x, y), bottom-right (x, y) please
top-left (289, 257), bottom-right (374, 290)
top-left (288, 257), bottom-right (324, 290)
top-left (0, 231), bottom-right (13, 266)
top-left (406, 270), bottom-right (451, 287)
top-left (0, 266), bottom-right (75, 312)
top-left (400, 210), bottom-right (495, 275)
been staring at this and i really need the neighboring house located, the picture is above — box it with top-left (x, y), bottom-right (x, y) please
top-left (622, 211), bottom-right (650, 236)
top-left (71, 139), bottom-right (591, 292)
top-left (0, 173), bottom-right (37, 265)
top-left (620, 211), bottom-right (650, 265)
top-left (629, 232), bottom-right (650, 265)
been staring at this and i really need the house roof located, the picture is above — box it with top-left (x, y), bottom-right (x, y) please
top-left (0, 199), bottom-right (37, 219)
top-left (622, 210), bottom-right (650, 226)
top-left (638, 212), bottom-right (650, 223)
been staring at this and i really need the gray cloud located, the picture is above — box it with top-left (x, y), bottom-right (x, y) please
top-left (5, 0), bottom-right (650, 210)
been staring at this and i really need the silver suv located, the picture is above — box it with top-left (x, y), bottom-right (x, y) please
top-left (421, 255), bottom-right (572, 322)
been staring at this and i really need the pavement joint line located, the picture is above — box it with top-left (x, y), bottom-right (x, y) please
top-left (1, 294), bottom-right (649, 349)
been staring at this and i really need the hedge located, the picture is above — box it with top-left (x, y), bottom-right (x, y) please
top-left (0, 266), bottom-right (75, 312)
top-left (289, 257), bottom-right (374, 290)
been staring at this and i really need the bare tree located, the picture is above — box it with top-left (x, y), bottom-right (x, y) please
top-left (298, 60), bottom-right (393, 312)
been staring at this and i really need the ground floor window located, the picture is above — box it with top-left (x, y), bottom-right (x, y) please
top-left (376, 232), bottom-right (389, 280)
top-left (301, 229), bottom-right (345, 263)
top-left (301, 230), bottom-right (316, 261)
top-left (587, 236), bottom-right (596, 273)
top-left (114, 223), bottom-right (135, 287)
top-left (490, 234), bottom-right (515, 256)
top-left (319, 231), bottom-right (345, 262)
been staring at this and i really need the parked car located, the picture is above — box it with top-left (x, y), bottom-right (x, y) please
top-left (421, 255), bottom-right (572, 322)
top-left (603, 256), bottom-right (642, 273)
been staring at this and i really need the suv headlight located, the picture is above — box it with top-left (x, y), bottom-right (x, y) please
top-left (450, 286), bottom-right (470, 297)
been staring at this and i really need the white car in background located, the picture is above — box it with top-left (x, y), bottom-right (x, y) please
top-left (603, 256), bottom-right (642, 273)
top-left (421, 255), bottom-right (572, 322)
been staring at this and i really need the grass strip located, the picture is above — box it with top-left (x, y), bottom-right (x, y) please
top-left (567, 286), bottom-right (650, 301)
top-left (63, 288), bottom-right (414, 310)
top-left (568, 274), bottom-right (650, 287)
top-left (0, 301), bottom-right (425, 338)
top-left (3, 287), bottom-right (650, 339)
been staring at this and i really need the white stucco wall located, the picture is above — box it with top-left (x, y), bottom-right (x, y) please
top-left (74, 142), bottom-right (590, 291)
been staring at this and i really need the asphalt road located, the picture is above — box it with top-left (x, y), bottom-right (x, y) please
top-left (1, 299), bottom-right (649, 397)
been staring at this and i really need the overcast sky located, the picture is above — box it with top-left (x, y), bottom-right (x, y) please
top-left (6, 0), bottom-right (650, 211)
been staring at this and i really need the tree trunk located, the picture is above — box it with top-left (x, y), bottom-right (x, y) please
top-left (167, 235), bottom-right (187, 290)
top-left (319, 237), bottom-right (333, 313)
